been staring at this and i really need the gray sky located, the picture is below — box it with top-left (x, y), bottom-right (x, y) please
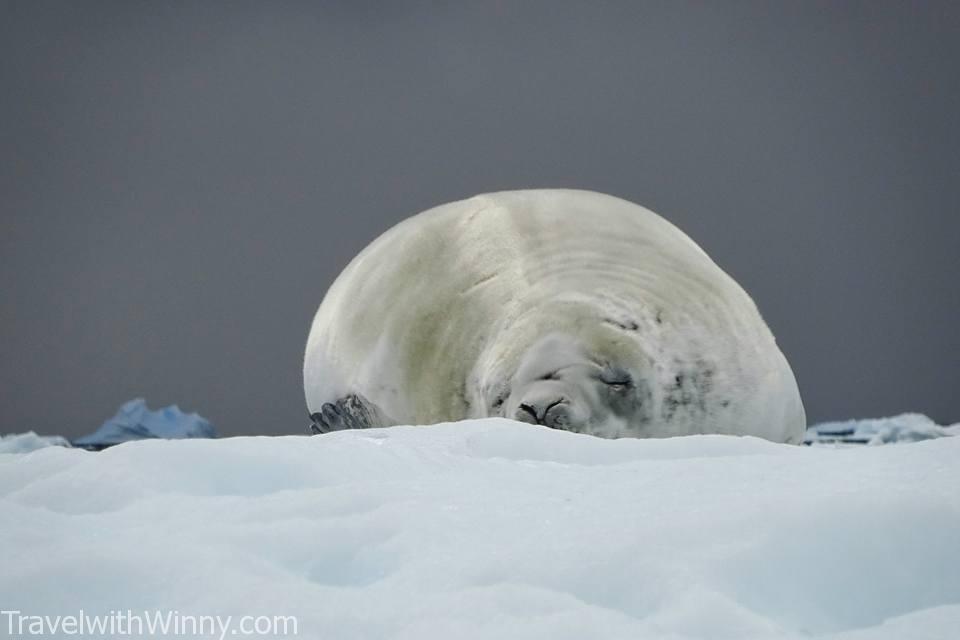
top-left (2, 1), bottom-right (958, 438)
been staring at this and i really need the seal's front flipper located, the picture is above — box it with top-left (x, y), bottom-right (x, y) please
top-left (309, 394), bottom-right (389, 434)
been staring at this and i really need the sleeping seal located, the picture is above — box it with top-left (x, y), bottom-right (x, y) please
top-left (304, 189), bottom-right (805, 443)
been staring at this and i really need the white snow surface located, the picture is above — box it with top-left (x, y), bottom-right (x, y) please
top-left (1, 419), bottom-right (958, 639)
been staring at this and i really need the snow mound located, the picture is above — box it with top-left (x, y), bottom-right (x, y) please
top-left (0, 431), bottom-right (71, 454)
top-left (71, 398), bottom-right (216, 449)
top-left (1, 419), bottom-right (958, 639)
top-left (806, 413), bottom-right (957, 446)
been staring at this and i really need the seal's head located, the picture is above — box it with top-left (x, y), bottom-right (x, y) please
top-left (484, 332), bottom-right (654, 438)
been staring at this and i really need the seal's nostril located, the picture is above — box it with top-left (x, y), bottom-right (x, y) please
top-left (518, 403), bottom-right (540, 423)
top-left (542, 398), bottom-right (571, 430)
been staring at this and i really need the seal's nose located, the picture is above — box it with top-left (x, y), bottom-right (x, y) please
top-left (514, 398), bottom-right (570, 429)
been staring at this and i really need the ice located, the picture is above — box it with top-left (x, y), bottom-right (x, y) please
top-left (1, 418), bottom-right (958, 639)
top-left (70, 398), bottom-right (216, 450)
top-left (0, 431), bottom-right (71, 454)
top-left (806, 413), bottom-right (957, 446)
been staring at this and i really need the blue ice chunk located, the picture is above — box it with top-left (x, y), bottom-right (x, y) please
top-left (72, 398), bottom-right (216, 449)
top-left (0, 432), bottom-right (71, 454)
top-left (805, 413), bottom-right (954, 446)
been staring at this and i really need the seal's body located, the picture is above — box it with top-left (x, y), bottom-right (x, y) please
top-left (304, 190), bottom-right (805, 443)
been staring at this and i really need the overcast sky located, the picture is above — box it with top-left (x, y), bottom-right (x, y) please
top-left (2, 1), bottom-right (958, 438)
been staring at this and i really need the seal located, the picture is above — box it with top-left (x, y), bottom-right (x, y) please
top-left (304, 189), bottom-right (805, 443)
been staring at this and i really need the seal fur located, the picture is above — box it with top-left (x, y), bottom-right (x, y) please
top-left (304, 189), bottom-right (805, 443)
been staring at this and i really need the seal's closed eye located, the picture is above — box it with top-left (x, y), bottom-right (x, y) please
top-left (598, 366), bottom-right (633, 390)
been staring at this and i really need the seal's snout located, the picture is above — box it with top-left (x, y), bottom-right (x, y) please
top-left (514, 397), bottom-right (571, 429)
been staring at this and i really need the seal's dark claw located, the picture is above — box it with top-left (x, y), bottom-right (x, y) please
top-left (308, 394), bottom-right (385, 433)
top-left (308, 412), bottom-right (327, 434)
top-left (321, 402), bottom-right (342, 430)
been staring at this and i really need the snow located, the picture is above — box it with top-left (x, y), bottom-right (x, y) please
top-left (70, 398), bottom-right (216, 449)
top-left (806, 413), bottom-right (958, 446)
top-left (0, 431), bottom-right (71, 454)
top-left (1, 419), bottom-right (957, 639)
